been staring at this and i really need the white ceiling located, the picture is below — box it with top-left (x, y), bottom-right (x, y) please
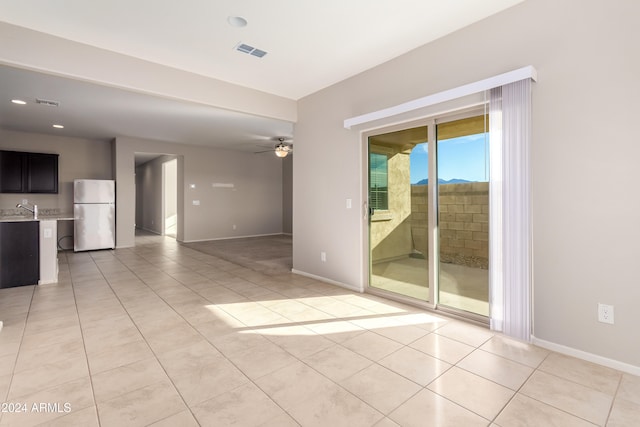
top-left (0, 65), bottom-right (294, 153)
top-left (0, 0), bottom-right (523, 153)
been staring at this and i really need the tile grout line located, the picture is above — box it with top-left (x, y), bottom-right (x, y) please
top-left (11, 233), bottom-right (628, 426)
top-left (0, 283), bottom-right (35, 425)
top-left (96, 245), bottom-right (326, 425)
top-left (66, 251), bottom-right (107, 427)
top-left (414, 336), bottom-right (501, 424)
top-left (118, 243), bottom-right (395, 424)
top-left (502, 350), bottom-right (612, 426)
top-left (127, 247), bottom-right (353, 426)
top-left (604, 373), bottom-right (624, 425)
top-left (5, 256), bottom-right (95, 425)
top-left (110, 241), bottom-right (475, 425)
top-left (485, 346), bottom-right (549, 426)
top-left (87, 250), bottom-right (203, 426)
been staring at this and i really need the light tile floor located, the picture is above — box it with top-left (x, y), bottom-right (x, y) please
top-left (0, 234), bottom-right (638, 426)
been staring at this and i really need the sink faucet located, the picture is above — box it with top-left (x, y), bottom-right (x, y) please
top-left (16, 203), bottom-right (38, 219)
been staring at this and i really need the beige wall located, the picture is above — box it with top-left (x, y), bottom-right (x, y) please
top-left (0, 130), bottom-right (284, 248)
top-left (0, 129), bottom-right (113, 212)
top-left (115, 137), bottom-right (284, 248)
top-left (0, 129), bottom-right (112, 243)
top-left (282, 155), bottom-right (293, 234)
top-left (294, 0), bottom-right (640, 368)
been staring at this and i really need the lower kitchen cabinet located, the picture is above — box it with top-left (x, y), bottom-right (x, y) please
top-left (0, 221), bottom-right (39, 288)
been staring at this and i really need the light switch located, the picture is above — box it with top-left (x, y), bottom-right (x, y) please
top-left (44, 229), bottom-right (52, 238)
top-left (346, 199), bottom-right (352, 209)
top-left (193, 200), bottom-right (200, 206)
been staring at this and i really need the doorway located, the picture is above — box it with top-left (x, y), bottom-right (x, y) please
top-left (369, 125), bottom-right (430, 301)
top-left (163, 158), bottom-right (178, 238)
top-left (367, 111), bottom-right (490, 318)
top-left (134, 153), bottom-right (180, 241)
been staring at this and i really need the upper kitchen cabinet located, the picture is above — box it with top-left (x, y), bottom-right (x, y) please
top-left (27, 152), bottom-right (59, 193)
top-left (0, 150), bottom-right (59, 193)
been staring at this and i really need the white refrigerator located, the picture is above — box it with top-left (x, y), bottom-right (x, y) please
top-left (74, 179), bottom-right (115, 251)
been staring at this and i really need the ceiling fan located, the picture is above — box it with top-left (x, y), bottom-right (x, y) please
top-left (255, 137), bottom-right (293, 158)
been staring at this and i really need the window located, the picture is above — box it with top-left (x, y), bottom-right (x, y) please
top-left (369, 152), bottom-right (388, 210)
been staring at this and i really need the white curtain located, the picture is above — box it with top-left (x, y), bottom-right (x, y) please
top-left (489, 79), bottom-right (532, 342)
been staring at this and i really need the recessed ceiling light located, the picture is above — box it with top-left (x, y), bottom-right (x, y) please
top-left (227, 16), bottom-right (247, 27)
top-left (11, 99), bottom-right (26, 105)
top-left (52, 124), bottom-right (64, 129)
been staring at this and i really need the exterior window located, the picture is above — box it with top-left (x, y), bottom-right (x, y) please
top-left (369, 152), bottom-right (388, 210)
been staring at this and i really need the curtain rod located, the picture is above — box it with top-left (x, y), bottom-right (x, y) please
top-left (344, 65), bottom-right (537, 130)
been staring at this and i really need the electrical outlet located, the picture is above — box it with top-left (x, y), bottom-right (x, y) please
top-left (320, 252), bottom-right (327, 262)
top-left (598, 303), bottom-right (614, 324)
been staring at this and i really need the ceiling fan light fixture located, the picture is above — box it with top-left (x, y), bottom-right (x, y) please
top-left (275, 145), bottom-right (289, 158)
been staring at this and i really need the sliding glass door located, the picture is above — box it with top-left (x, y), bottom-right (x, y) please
top-left (436, 116), bottom-right (489, 316)
top-left (368, 125), bottom-right (430, 301)
top-left (368, 112), bottom-right (490, 318)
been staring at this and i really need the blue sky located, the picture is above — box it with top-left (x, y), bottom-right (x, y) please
top-left (410, 133), bottom-right (489, 183)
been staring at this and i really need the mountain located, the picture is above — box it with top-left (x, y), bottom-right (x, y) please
top-left (414, 178), bottom-right (473, 185)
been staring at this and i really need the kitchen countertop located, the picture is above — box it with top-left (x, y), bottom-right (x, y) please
top-left (0, 214), bottom-right (74, 222)
top-left (0, 208), bottom-right (74, 222)
top-left (0, 208), bottom-right (73, 222)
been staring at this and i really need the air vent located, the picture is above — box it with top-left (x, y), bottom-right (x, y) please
top-left (235, 43), bottom-right (268, 58)
top-left (36, 98), bottom-right (60, 107)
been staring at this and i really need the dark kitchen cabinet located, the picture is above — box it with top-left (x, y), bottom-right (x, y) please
top-left (27, 152), bottom-right (59, 193)
top-left (0, 150), bottom-right (26, 192)
top-left (0, 150), bottom-right (58, 193)
top-left (0, 221), bottom-right (40, 288)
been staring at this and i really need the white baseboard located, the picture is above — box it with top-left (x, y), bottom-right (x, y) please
top-left (291, 269), bottom-right (362, 293)
top-left (532, 335), bottom-right (640, 376)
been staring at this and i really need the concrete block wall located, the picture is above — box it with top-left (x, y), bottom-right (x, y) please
top-left (411, 182), bottom-right (489, 268)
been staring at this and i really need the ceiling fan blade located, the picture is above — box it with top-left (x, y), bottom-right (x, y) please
top-left (254, 138), bottom-right (293, 155)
